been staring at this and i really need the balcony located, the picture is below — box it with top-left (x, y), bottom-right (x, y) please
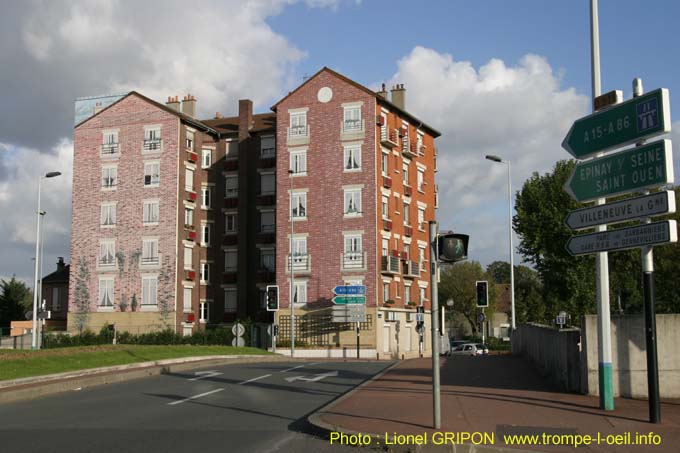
top-left (101, 143), bottom-right (119, 158)
top-left (341, 252), bottom-right (366, 271)
top-left (143, 139), bottom-right (162, 152)
top-left (403, 260), bottom-right (419, 278)
top-left (224, 197), bottom-right (238, 208)
top-left (404, 184), bottom-right (412, 197)
top-left (98, 256), bottom-right (116, 269)
top-left (287, 125), bottom-right (309, 146)
top-left (140, 255), bottom-right (160, 267)
top-left (402, 141), bottom-right (418, 159)
top-left (223, 235), bottom-right (237, 246)
top-left (380, 127), bottom-right (398, 149)
top-left (287, 253), bottom-right (310, 273)
top-left (383, 218), bottom-right (393, 231)
top-left (404, 225), bottom-right (413, 237)
top-left (258, 157), bottom-right (276, 168)
top-left (256, 194), bottom-right (276, 206)
top-left (341, 119), bottom-right (365, 140)
top-left (382, 176), bottom-right (392, 189)
top-left (187, 151), bottom-right (198, 163)
top-left (381, 255), bottom-right (400, 274)
top-left (222, 272), bottom-right (237, 284)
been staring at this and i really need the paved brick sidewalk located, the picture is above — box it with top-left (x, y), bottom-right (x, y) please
top-left (313, 355), bottom-right (680, 452)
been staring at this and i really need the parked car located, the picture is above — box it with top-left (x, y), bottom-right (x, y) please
top-left (450, 339), bottom-right (466, 350)
top-left (448, 343), bottom-right (478, 356)
top-left (475, 343), bottom-right (489, 355)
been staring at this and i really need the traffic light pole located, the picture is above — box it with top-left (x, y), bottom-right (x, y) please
top-left (356, 322), bottom-right (360, 359)
top-left (429, 221), bottom-right (441, 430)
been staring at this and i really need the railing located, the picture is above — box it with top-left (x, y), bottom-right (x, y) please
top-left (402, 140), bottom-right (418, 158)
top-left (99, 256), bottom-right (115, 266)
top-left (145, 175), bottom-right (160, 186)
top-left (101, 143), bottom-right (119, 156)
top-left (141, 256), bottom-right (159, 265)
top-left (143, 139), bottom-right (162, 151)
top-left (380, 128), bottom-right (398, 148)
top-left (288, 254), bottom-right (310, 272)
top-left (342, 252), bottom-right (365, 270)
top-left (404, 260), bottom-right (419, 278)
top-left (102, 178), bottom-right (117, 188)
top-left (383, 218), bottom-right (393, 231)
top-left (342, 119), bottom-right (365, 134)
top-left (261, 147), bottom-right (276, 158)
top-left (381, 256), bottom-right (400, 274)
top-left (288, 125), bottom-right (308, 138)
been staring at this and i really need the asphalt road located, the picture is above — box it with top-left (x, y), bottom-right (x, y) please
top-left (0, 360), bottom-right (393, 453)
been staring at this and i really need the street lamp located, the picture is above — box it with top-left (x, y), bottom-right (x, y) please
top-left (32, 171), bottom-right (61, 349)
top-left (485, 155), bottom-right (516, 330)
top-left (288, 169), bottom-right (295, 358)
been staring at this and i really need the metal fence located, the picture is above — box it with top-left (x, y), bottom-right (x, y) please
top-left (277, 313), bottom-right (373, 347)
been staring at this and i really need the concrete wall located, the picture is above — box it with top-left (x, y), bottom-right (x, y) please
top-left (581, 314), bottom-right (680, 399)
top-left (511, 323), bottom-right (581, 393)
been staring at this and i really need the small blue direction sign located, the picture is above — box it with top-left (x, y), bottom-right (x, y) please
top-left (333, 285), bottom-right (366, 296)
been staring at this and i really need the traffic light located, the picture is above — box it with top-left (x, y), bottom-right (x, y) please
top-left (475, 281), bottom-right (488, 307)
top-left (437, 233), bottom-right (469, 263)
top-left (266, 285), bottom-right (279, 311)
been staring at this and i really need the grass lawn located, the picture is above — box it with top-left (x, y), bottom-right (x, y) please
top-left (0, 345), bottom-right (271, 381)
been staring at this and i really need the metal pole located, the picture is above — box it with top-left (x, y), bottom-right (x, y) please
top-left (429, 221), bottom-right (441, 429)
top-left (356, 322), bottom-right (360, 359)
top-left (38, 214), bottom-right (46, 349)
top-left (289, 171), bottom-right (295, 358)
top-left (591, 0), bottom-right (614, 411)
top-left (633, 77), bottom-right (660, 423)
top-left (31, 177), bottom-right (42, 350)
top-left (482, 308), bottom-right (486, 345)
top-left (507, 161), bottom-right (516, 330)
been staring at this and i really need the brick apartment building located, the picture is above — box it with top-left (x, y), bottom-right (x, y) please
top-left (68, 68), bottom-right (439, 356)
top-left (273, 68), bottom-right (440, 358)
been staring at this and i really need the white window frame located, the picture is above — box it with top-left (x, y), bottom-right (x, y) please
top-left (144, 161), bottom-right (160, 187)
top-left (143, 200), bottom-right (159, 225)
top-left (141, 276), bottom-right (158, 306)
top-left (200, 262), bottom-right (210, 284)
top-left (101, 166), bottom-right (117, 190)
top-left (403, 202), bottom-right (411, 226)
top-left (201, 187), bottom-right (212, 209)
top-left (143, 127), bottom-right (162, 153)
top-left (225, 212), bottom-right (238, 233)
top-left (98, 277), bottom-right (114, 307)
top-left (343, 144), bottom-right (361, 171)
top-left (343, 188), bottom-right (362, 217)
top-left (290, 150), bottom-right (307, 175)
top-left (383, 281), bottom-right (390, 302)
top-left (403, 164), bottom-right (409, 186)
top-left (343, 106), bottom-right (362, 132)
top-left (185, 130), bottom-right (194, 151)
top-left (417, 169), bottom-right (425, 192)
top-left (100, 202), bottom-right (116, 228)
top-left (202, 148), bottom-right (212, 169)
top-left (404, 284), bottom-right (411, 305)
top-left (184, 207), bottom-right (194, 227)
top-left (290, 191), bottom-right (307, 219)
top-left (141, 238), bottom-right (159, 265)
top-left (418, 207), bottom-right (425, 230)
top-left (183, 287), bottom-right (192, 312)
top-left (201, 223), bottom-right (210, 246)
top-left (292, 281), bottom-right (307, 305)
top-left (199, 300), bottom-right (210, 323)
top-left (185, 168), bottom-right (194, 192)
top-left (289, 112), bottom-right (307, 136)
top-left (381, 152), bottom-right (389, 176)
top-left (382, 195), bottom-right (389, 220)
top-left (99, 239), bottom-right (116, 267)
top-left (184, 246), bottom-right (193, 270)
top-left (420, 287), bottom-right (426, 305)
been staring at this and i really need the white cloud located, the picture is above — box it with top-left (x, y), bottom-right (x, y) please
top-left (385, 46), bottom-right (590, 266)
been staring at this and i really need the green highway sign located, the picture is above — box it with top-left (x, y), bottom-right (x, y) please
top-left (566, 220), bottom-right (677, 256)
top-left (332, 296), bottom-right (366, 305)
top-left (564, 139), bottom-right (673, 202)
top-left (562, 88), bottom-right (670, 159)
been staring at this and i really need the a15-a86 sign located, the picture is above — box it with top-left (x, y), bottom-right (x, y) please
top-left (562, 88), bottom-right (670, 159)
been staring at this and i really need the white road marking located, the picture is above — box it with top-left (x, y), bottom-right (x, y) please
top-left (189, 370), bottom-right (223, 381)
top-left (284, 370), bottom-right (338, 383)
top-left (168, 388), bottom-right (224, 406)
top-left (281, 365), bottom-right (305, 373)
top-left (238, 374), bottom-right (272, 385)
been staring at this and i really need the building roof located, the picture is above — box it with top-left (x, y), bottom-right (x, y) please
top-left (74, 91), bottom-right (220, 136)
top-left (42, 265), bottom-right (70, 284)
top-left (201, 112), bottom-right (276, 135)
top-left (270, 67), bottom-right (441, 137)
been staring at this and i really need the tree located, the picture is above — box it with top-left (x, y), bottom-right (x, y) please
top-left (513, 265), bottom-right (545, 324)
top-left (487, 261), bottom-right (510, 284)
top-left (72, 258), bottom-right (91, 334)
top-left (439, 261), bottom-right (496, 335)
top-left (0, 277), bottom-right (32, 327)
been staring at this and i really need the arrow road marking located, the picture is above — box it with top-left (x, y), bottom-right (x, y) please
top-left (189, 370), bottom-right (223, 381)
top-left (284, 370), bottom-right (338, 383)
top-left (282, 365), bottom-right (305, 373)
top-left (168, 388), bottom-right (224, 406)
top-left (238, 374), bottom-right (272, 385)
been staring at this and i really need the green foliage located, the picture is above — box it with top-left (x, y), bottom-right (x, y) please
top-left (0, 277), bottom-right (32, 327)
top-left (43, 327), bottom-right (235, 348)
top-left (72, 258), bottom-right (91, 334)
top-left (487, 261), bottom-right (511, 284)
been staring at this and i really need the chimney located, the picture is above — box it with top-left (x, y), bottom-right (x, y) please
top-left (390, 84), bottom-right (406, 110)
top-left (57, 257), bottom-right (65, 272)
top-left (166, 95), bottom-right (180, 112)
top-left (214, 112), bottom-right (222, 119)
top-left (93, 102), bottom-right (103, 115)
top-left (238, 99), bottom-right (253, 141)
top-left (181, 94), bottom-right (196, 117)
top-left (376, 83), bottom-right (388, 99)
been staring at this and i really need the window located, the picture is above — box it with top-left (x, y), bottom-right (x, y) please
top-left (403, 164), bottom-right (409, 185)
top-left (343, 106), bottom-right (362, 132)
top-left (143, 200), bottom-right (159, 225)
top-left (101, 131), bottom-right (118, 156)
top-left (260, 248), bottom-right (275, 271)
top-left (417, 169), bottom-right (425, 191)
top-left (382, 239), bottom-right (389, 257)
top-left (141, 239), bottom-right (159, 265)
top-left (420, 287), bottom-right (426, 305)
top-left (343, 189), bottom-right (362, 216)
top-left (419, 247), bottom-right (426, 267)
top-left (403, 202), bottom-right (410, 225)
top-left (99, 240), bottom-right (116, 266)
top-left (184, 207), bottom-right (193, 227)
top-left (291, 236), bottom-right (307, 269)
top-left (144, 128), bottom-right (161, 151)
top-left (381, 153), bottom-right (389, 176)
top-left (144, 162), bottom-right (160, 187)
top-left (185, 168), bottom-right (194, 192)
top-left (260, 210), bottom-right (275, 233)
top-left (344, 234), bottom-right (362, 267)
top-left (184, 246), bottom-right (193, 270)
top-left (291, 192), bottom-right (307, 219)
top-left (416, 134), bottom-right (424, 154)
top-left (51, 287), bottom-right (61, 311)
top-left (224, 289), bottom-right (237, 312)
top-left (292, 281), bottom-right (307, 304)
top-left (201, 224), bottom-right (210, 245)
top-left (290, 150), bottom-right (307, 175)
top-left (225, 213), bottom-right (237, 233)
top-left (383, 282), bottom-right (390, 302)
top-left (98, 277), bottom-right (114, 307)
top-left (343, 145), bottom-right (361, 171)
top-left (200, 263), bottom-right (210, 283)
top-left (261, 136), bottom-right (275, 158)
top-left (102, 166), bottom-right (117, 189)
top-left (404, 284), bottom-right (411, 305)
top-left (401, 126), bottom-right (410, 152)
top-left (201, 187), bottom-right (211, 209)
top-left (224, 249), bottom-right (237, 272)
top-left (202, 148), bottom-right (212, 168)
top-left (382, 196), bottom-right (389, 219)
top-left (100, 203), bottom-right (116, 227)
top-left (185, 131), bottom-right (194, 150)
top-left (183, 287), bottom-right (192, 312)
top-left (259, 173), bottom-right (275, 195)
top-left (142, 276), bottom-right (158, 306)
top-left (418, 208), bottom-right (425, 229)
top-left (199, 301), bottom-right (209, 323)
top-left (225, 175), bottom-right (238, 198)
top-left (289, 112), bottom-right (307, 136)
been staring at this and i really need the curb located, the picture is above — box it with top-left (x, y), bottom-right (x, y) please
top-left (0, 354), bottom-right (288, 405)
top-left (307, 360), bottom-right (538, 453)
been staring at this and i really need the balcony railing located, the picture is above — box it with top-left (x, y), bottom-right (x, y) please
top-left (403, 260), bottom-right (419, 278)
top-left (342, 119), bottom-right (365, 134)
top-left (288, 125), bottom-right (308, 138)
top-left (261, 147), bottom-right (276, 158)
top-left (141, 256), bottom-right (160, 265)
top-left (404, 225), bottom-right (413, 237)
top-left (381, 255), bottom-right (400, 274)
top-left (288, 253), bottom-right (310, 272)
top-left (380, 127), bottom-right (399, 148)
top-left (382, 176), bottom-right (392, 189)
top-left (102, 178), bottom-right (117, 189)
top-left (402, 140), bottom-right (418, 159)
top-left (383, 218), bottom-right (393, 231)
top-left (342, 252), bottom-right (366, 270)
top-left (101, 143), bottom-right (119, 157)
top-left (99, 256), bottom-right (116, 266)
top-left (143, 139), bottom-right (162, 151)
top-left (404, 185), bottom-right (412, 197)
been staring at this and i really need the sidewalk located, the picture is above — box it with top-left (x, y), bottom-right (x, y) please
top-left (310, 356), bottom-right (680, 452)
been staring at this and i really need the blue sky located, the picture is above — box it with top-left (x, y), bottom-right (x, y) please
top-left (1, 0), bottom-right (680, 283)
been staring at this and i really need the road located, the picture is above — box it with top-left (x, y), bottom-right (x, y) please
top-left (0, 360), bottom-right (393, 453)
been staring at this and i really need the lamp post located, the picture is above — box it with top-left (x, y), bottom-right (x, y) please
top-left (485, 155), bottom-right (515, 330)
top-left (289, 169), bottom-right (295, 358)
top-left (32, 171), bottom-right (61, 349)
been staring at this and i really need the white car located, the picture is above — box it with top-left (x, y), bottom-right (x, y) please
top-left (448, 343), bottom-right (478, 356)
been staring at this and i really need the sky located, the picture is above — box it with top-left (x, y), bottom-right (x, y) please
top-left (1, 0), bottom-right (680, 284)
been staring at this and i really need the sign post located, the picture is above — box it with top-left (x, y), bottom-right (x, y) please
top-left (332, 285), bottom-right (366, 359)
